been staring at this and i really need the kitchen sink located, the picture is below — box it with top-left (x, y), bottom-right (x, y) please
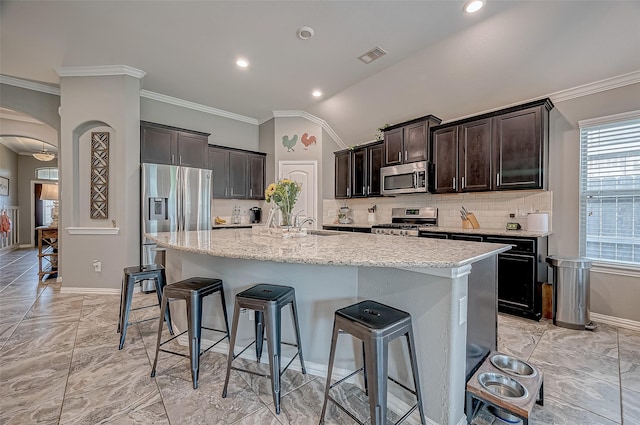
top-left (306, 229), bottom-right (343, 236)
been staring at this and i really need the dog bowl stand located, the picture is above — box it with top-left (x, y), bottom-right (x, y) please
top-left (466, 351), bottom-right (544, 425)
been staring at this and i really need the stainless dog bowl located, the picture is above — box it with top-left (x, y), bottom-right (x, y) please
top-left (488, 406), bottom-right (522, 424)
top-left (491, 354), bottom-right (537, 378)
top-left (478, 372), bottom-right (528, 400)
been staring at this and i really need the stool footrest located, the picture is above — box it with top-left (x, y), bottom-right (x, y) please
top-left (125, 315), bottom-right (161, 328)
top-left (388, 376), bottom-right (418, 396)
top-left (131, 303), bottom-right (160, 312)
top-left (329, 367), bottom-right (364, 390)
top-left (230, 366), bottom-right (271, 379)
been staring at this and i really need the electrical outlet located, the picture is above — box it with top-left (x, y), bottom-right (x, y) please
top-left (93, 260), bottom-right (101, 272)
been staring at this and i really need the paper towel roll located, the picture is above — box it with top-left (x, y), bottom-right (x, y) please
top-left (527, 213), bottom-right (549, 232)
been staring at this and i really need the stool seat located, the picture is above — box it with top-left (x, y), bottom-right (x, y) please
top-left (336, 300), bottom-right (411, 331)
top-left (118, 264), bottom-right (173, 350)
top-left (151, 277), bottom-right (230, 389)
top-left (223, 283), bottom-right (306, 414)
top-left (320, 300), bottom-right (426, 425)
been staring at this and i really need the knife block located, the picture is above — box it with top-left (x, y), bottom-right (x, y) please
top-left (462, 213), bottom-right (480, 229)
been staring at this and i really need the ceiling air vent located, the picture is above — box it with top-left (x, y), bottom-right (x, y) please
top-left (357, 46), bottom-right (387, 64)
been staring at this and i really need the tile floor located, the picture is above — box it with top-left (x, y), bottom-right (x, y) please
top-left (1, 248), bottom-right (639, 424)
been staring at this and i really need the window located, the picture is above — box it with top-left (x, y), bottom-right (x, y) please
top-left (36, 167), bottom-right (58, 180)
top-left (579, 111), bottom-right (640, 266)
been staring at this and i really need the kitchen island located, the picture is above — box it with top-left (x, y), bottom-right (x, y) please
top-left (146, 228), bottom-right (510, 425)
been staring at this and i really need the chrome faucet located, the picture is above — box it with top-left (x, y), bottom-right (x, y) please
top-left (294, 212), bottom-right (316, 230)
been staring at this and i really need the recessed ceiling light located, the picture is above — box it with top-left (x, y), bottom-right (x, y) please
top-left (236, 58), bottom-right (249, 68)
top-left (312, 90), bottom-right (322, 97)
top-left (463, 0), bottom-right (485, 13)
top-left (297, 26), bottom-right (315, 40)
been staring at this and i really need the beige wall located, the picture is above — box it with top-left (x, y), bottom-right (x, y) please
top-left (0, 144), bottom-right (19, 208)
top-left (548, 83), bottom-right (640, 322)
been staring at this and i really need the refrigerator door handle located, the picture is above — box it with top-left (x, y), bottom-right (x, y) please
top-left (176, 166), bottom-right (183, 232)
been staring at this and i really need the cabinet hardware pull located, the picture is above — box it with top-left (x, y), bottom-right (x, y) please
top-left (497, 173), bottom-right (500, 186)
top-left (172, 154), bottom-right (175, 164)
top-left (398, 152), bottom-right (402, 162)
top-left (250, 188), bottom-right (252, 197)
top-left (453, 177), bottom-right (456, 189)
top-left (462, 177), bottom-right (465, 189)
top-left (347, 187), bottom-right (351, 197)
top-left (404, 151), bottom-right (408, 162)
top-left (363, 186), bottom-right (366, 195)
top-left (367, 185), bottom-right (371, 195)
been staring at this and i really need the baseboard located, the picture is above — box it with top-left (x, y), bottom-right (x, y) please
top-left (60, 286), bottom-right (121, 295)
top-left (590, 312), bottom-right (640, 331)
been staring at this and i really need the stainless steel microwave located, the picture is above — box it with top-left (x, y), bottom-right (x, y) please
top-left (380, 161), bottom-right (428, 195)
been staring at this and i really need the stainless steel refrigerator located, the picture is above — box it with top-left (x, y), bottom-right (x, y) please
top-left (141, 163), bottom-right (212, 287)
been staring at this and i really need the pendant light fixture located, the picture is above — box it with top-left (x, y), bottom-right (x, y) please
top-left (33, 141), bottom-right (55, 161)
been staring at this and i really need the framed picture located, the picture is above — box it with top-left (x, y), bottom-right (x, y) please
top-left (0, 176), bottom-right (8, 196)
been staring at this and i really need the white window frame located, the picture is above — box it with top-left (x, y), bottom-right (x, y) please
top-left (578, 110), bottom-right (640, 273)
top-left (35, 167), bottom-right (59, 181)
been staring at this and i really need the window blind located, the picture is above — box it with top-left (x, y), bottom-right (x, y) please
top-left (579, 112), bottom-right (640, 266)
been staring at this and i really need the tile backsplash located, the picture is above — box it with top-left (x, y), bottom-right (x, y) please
top-left (323, 190), bottom-right (552, 231)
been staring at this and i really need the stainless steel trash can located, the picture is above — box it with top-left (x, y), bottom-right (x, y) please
top-left (546, 256), bottom-right (594, 330)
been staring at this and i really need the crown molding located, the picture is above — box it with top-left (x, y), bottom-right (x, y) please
top-left (264, 110), bottom-right (346, 149)
top-left (140, 90), bottom-right (258, 125)
top-left (550, 70), bottom-right (640, 103)
top-left (0, 74), bottom-right (60, 95)
top-left (55, 65), bottom-right (146, 79)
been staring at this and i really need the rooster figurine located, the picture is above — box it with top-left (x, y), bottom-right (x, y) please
top-left (282, 134), bottom-right (298, 152)
top-left (301, 132), bottom-right (317, 149)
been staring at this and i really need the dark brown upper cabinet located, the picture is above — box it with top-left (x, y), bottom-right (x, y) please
top-left (432, 118), bottom-right (492, 194)
top-left (383, 115), bottom-right (442, 166)
top-left (493, 102), bottom-right (551, 190)
top-left (430, 98), bottom-right (552, 194)
top-left (208, 145), bottom-right (266, 200)
top-left (352, 141), bottom-right (384, 197)
top-left (140, 121), bottom-right (209, 168)
top-left (334, 149), bottom-right (352, 199)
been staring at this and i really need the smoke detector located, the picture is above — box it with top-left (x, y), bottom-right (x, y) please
top-left (297, 26), bottom-right (315, 40)
top-left (357, 46), bottom-right (387, 64)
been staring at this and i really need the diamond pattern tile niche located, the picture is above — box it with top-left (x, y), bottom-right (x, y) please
top-left (90, 132), bottom-right (109, 219)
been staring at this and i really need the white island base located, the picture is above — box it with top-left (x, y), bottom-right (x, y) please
top-left (163, 248), bottom-right (493, 425)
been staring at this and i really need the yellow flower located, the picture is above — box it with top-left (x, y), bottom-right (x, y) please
top-left (265, 183), bottom-right (276, 200)
top-left (281, 178), bottom-right (291, 184)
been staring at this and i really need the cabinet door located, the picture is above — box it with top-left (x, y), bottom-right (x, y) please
top-left (335, 150), bottom-right (351, 199)
top-left (384, 128), bottom-right (404, 166)
top-left (141, 125), bottom-right (175, 165)
top-left (248, 154), bottom-right (265, 199)
top-left (404, 121), bottom-right (428, 163)
top-left (208, 147), bottom-right (229, 198)
top-left (431, 126), bottom-right (458, 193)
top-left (176, 132), bottom-right (207, 168)
top-left (459, 119), bottom-right (492, 192)
top-left (493, 106), bottom-right (543, 190)
top-left (497, 253), bottom-right (536, 312)
top-left (229, 152), bottom-right (248, 199)
top-left (367, 143), bottom-right (384, 196)
top-left (352, 148), bottom-right (367, 198)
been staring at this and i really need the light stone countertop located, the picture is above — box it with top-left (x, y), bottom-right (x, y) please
top-left (419, 226), bottom-right (552, 238)
top-left (146, 229), bottom-right (511, 269)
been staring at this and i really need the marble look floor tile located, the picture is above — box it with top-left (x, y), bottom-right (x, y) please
top-left (0, 351), bottom-right (71, 425)
top-left (497, 318), bottom-right (546, 360)
top-left (234, 355), bottom-right (317, 406)
top-left (0, 281), bottom-right (46, 299)
top-left (24, 293), bottom-right (84, 324)
top-left (619, 327), bottom-right (640, 363)
top-left (64, 327), bottom-right (150, 396)
top-left (538, 323), bottom-right (619, 359)
top-left (528, 395), bottom-right (619, 425)
top-left (230, 406), bottom-right (282, 425)
top-left (59, 376), bottom-right (166, 425)
top-left (622, 387), bottom-right (640, 425)
top-left (530, 337), bottom-right (620, 385)
top-left (0, 319), bottom-right (78, 358)
top-left (156, 369), bottom-right (265, 425)
top-left (528, 359), bottom-right (621, 423)
top-left (620, 358), bottom-right (640, 393)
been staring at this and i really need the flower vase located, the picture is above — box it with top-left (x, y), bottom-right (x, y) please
top-left (280, 208), bottom-right (293, 228)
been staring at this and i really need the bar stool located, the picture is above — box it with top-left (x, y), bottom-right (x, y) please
top-left (319, 300), bottom-right (426, 425)
top-left (222, 284), bottom-right (306, 414)
top-left (150, 277), bottom-right (230, 389)
top-left (118, 265), bottom-right (173, 350)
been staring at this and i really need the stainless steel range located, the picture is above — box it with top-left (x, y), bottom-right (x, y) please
top-left (372, 207), bottom-right (437, 236)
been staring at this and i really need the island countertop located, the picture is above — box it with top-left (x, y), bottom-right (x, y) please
top-left (145, 228), bottom-right (511, 269)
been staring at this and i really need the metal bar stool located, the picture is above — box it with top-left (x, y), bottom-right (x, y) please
top-left (222, 284), bottom-right (306, 414)
top-left (118, 264), bottom-right (173, 350)
top-left (150, 277), bottom-right (230, 389)
top-left (319, 300), bottom-right (426, 425)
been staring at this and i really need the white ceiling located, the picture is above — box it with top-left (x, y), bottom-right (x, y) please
top-left (1, 1), bottom-right (639, 146)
